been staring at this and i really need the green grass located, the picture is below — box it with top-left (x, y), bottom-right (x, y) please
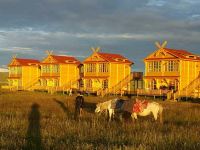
top-left (0, 90), bottom-right (200, 149)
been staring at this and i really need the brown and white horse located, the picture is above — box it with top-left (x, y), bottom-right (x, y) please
top-left (131, 102), bottom-right (163, 123)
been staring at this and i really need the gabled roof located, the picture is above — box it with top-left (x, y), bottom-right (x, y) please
top-left (9, 58), bottom-right (40, 66)
top-left (97, 52), bottom-right (133, 64)
top-left (41, 55), bottom-right (81, 64)
top-left (164, 48), bottom-right (200, 60)
top-left (84, 52), bottom-right (133, 64)
top-left (145, 47), bottom-right (200, 61)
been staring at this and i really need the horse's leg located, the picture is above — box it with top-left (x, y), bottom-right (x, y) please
top-left (112, 109), bottom-right (115, 120)
top-left (152, 110), bottom-right (158, 121)
top-left (108, 109), bottom-right (112, 122)
top-left (131, 113), bottom-right (137, 122)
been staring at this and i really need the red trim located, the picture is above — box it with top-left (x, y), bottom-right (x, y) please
top-left (83, 52), bottom-right (133, 64)
top-left (164, 48), bottom-right (200, 60)
top-left (40, 76), bottom-right (60, 79)
top-left (9, 58), bottom-right (40, 66)
top-left (145, 57), bottom-right (178, 60)
top-left (41, 55), bottom-right (81, 65)
top-left (83, 76), bottom-right (109, 79)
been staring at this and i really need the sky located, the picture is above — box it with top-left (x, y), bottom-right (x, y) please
top-left (0, 0), bottom-right (200, 71)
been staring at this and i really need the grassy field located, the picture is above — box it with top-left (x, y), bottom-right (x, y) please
top-left (0, 90), bottom-right (200, 150)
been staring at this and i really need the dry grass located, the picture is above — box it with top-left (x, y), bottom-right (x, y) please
top-left (0, 90), bottom-right (200, 150)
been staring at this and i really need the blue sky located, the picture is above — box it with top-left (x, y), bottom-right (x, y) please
top-left (0, 0), bottom-right (200, 71)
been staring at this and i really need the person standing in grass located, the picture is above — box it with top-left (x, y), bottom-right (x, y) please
top-left (74, 91), bottom-right (84, 120)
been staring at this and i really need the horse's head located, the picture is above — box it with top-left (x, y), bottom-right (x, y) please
top-left (95, 103), bottom-right (103, 113)
top-left (95, 106), bottom-right (101, 113)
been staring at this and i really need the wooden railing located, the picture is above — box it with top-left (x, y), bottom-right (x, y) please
top-left (40, 73), bottom-right (60, 77)
top-left (23, 78), bottom-right (39, 90)
top-left (174, 73), bottom-right (200, 99)
top-left (61, 80), bottom-right (79, 89)
top-left (137, 89), bottom-right (170, 96)
top-left (9, 74), bottom-right (22, 78)
top-left (9, 86), bottom-right (23, 91)
top-left (97, 73), bottom-right (134, 97)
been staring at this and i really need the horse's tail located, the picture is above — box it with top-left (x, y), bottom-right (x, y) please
top-left (158, 104), bottom-right (163, 124)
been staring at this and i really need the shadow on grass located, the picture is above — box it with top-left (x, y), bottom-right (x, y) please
top-left (53, 98), bottom-right (73, 119)
top-left (24, 103), bottom-right (43, 150)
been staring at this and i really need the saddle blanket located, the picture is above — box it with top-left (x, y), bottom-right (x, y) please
top-left (133, 100), bottom-right (148, 113)
top-left (110, 98), bottom-right (125, 110)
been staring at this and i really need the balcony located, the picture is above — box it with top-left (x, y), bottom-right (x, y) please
top-left (40, 73), bottom-right (60, 78)
top-left (137, 89), bottom-right (170, 96)
top-left (84, 72), bottom-right (109, 77)
top-left (8, 74), bottom-right (22, 78)
top-left (146, 71), bottom-right (180, 77)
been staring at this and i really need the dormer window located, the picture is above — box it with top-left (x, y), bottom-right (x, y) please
top-left (65, 60), bottom-right (75, 63)
top-left (187, 55), bottom-right (196, 59)
top-left (28, 63), bottom-right (37, 66)
top-left (115, 58), bottom-right (124, 62)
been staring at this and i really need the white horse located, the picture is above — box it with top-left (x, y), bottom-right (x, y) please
top-left (131, 102), bottom-right (163, 123)
top-left (95, 99), bottom-right (118, 121)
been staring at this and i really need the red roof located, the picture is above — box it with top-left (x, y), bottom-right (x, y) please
top-left (42, 55), bottom-right (81, 64)
top-left (9, 58), bottom-right (40, 66)
top-left (164, 48), bottom-right (200, 60)
top-left (85, 52), bottom-right (133, 64)
top-left (98, 52), bottom-right (133, 63)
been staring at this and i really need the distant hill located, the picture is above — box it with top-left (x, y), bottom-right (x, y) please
top-left (0, 72), bottom-right (8, 83)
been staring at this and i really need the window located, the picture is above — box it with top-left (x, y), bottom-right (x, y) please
top-left (42, 79), bottom-right (47, 86)
top-left (79, 79), bottom-right (84, 87)
top-left (166, 61), bottom-right (179, 72)
top-left (154, 61), bottom-right (161, 72)
top-left (46, 65), bottom-right (50, 73)
top-left (10, 67), bottom-right (22, 74)
top-left (42, 66), bottom-right (47, 73)
top-left (54, 80), bottom-right (59, 86)
top-left (148, 62), bottom-right (153, 72)
top-left (102, 79), bottom-right (108, 88)
top-left (99, 63), bottom-right (108, 72)
top-left (86, 64), bottom-right (96, 72)
top-left (151, 79), bottom-right (157, 90)
top-left (147, 61), bottom-right (161, 72)
top-left (86, 79), bottom-right (92, 88)
top-left (52, 65), bottom-right (59, 73)
top-left (9, 80), bottom-right (13, 86)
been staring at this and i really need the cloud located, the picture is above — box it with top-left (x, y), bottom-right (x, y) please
top-left (0, 0), bottom-right (200, 71)
top-left (146, 0), bottom-right (166, 7)
top-left (1, 47), bottom-right (34, 54)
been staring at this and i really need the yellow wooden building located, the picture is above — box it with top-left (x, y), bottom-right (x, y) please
top-left (38, 52), bottom-right (81, 91)
top-left (7, 57), bottom-right (40, 90)
top-left (143, 41), bottom-right (200, 99)
top-left (82, 48), bottom-right (133, 96)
